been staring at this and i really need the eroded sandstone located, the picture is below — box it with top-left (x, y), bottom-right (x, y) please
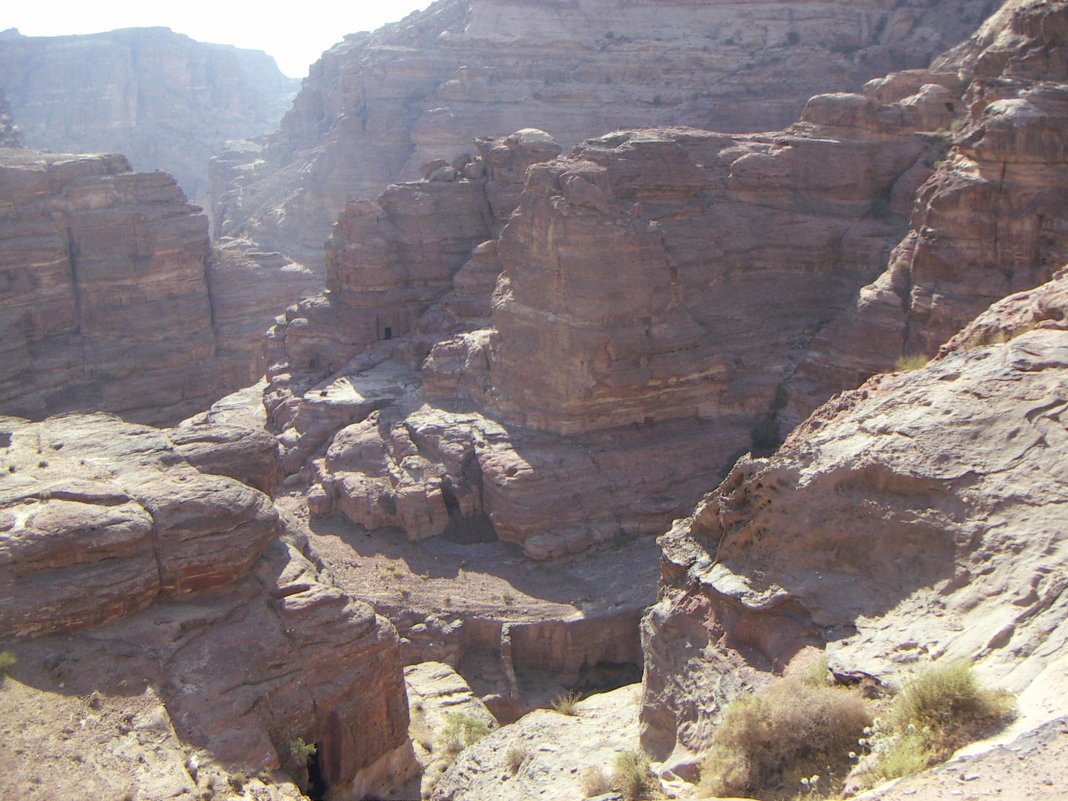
top-left (214, 0), bottom-right (996, 269)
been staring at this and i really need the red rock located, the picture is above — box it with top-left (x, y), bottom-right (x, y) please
top-left (215, 0), bottom-right (993, 270)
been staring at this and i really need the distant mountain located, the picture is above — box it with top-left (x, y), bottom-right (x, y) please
top-left (0, 26), bottom-right (298, 205)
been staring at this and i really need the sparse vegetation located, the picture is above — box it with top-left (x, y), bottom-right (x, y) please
top-left (613, 750), bottom-right (656, 801)
top-left (860, 660), bottom-right (1015, 784)
top-left (550, 690), bottom-right (582, 716)
top-left (0, 650), bottom-right (16, 675)
top-left (439, 712), bottom-right (492, 753)
top-left (894, 352), bottom-right (930, 371)
top-left (581, 765), bottom-right (612, 796)
top-left (505, 744), bottom-right (529, 773)
top-left (698, 675), bottom-right (871, 800)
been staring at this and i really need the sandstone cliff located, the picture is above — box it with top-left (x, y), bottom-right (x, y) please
top-left (262, 67), bottom-right (958, 560)
top-left (0, 150), bottom-right (317, 426)
top-left (0, 26), bottom-right (298, 205)
top-left (0, 412), bottom-right (414, 800)
top-left (214, 0), bottom-right (996, 269)
top-left (787, 0), bottom-right (1068, 424)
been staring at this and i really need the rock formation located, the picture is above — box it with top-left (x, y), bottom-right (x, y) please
top-left (0, 149), bottom-right (317, 426)
top-left (213, 0), bottom-right (997, 269)
top-left (0, 411), bottom-right (414, 800)
top-left (264, 68), bottom-right (958, 559)
top-left (0, 26), bottom-right (298, 205)
top-left (787, 0), bottom-right (1068, 424)
top-left (639, 270), bottom-right (1068, 778)
top-left (429, 684), bottom-right (643, 801)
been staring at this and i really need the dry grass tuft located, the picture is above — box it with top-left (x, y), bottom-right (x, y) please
top-left (612, 750), bottom-right (656, 800)
top-left (551, 690), bottom-right (582, 716)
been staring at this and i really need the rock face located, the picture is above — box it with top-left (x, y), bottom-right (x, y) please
top-left (639, 272), bottom-right (1068, 773)
top-left (0, 150), bottom-right (317, 426)
top-left (0, 26), bottom-right (298, 204)
top-left (265, 81), bottom-right (955, 558)
top-left (214, 0), bottom-right (996, 269)
top-left (787, 0), bottom-right (1068, 424)
top-left (429, 684), bottom-right (644, 801)
top-left (0, 411), bottom-right (414, 800)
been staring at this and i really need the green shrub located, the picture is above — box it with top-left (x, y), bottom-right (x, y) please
top-left (439, 713), bottom-right (492, 753)
top-left (0, 650), bottom-right (15, 675)
top-left (862, 659), bottom-right (1014, 784)
top-left (894, 353), bottom-right (929, 371)
top-left (699, 677), bottom-right (871, 800)
top-left (612, 750), bottom-right (655, 801)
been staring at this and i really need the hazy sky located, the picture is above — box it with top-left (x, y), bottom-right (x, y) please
top-left (5, 0), bottom-right (436, 78)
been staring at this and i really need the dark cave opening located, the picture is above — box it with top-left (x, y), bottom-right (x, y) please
top-left (574, 660), bottom-right (643, 694)
top-left (305, 743), bottom-right (327, 801)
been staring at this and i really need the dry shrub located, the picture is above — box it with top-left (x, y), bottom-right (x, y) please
top-left (439, 713), bottom-right (492, 753)
top-left (699, 677), bottom-right (871, 800)
top-left (505, 744), bottom-right (529, 773)
top-left (612, 750), bottom-right (655, 801)
top-left (581, 765), bottom-right (611, 796)
top-left (551, 690), bottom-right (582, 716)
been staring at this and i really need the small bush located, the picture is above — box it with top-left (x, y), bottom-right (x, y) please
top-left (581, 765), bottom-right (611, 796)
top-left (894, 353), bottom-right (929, 371)
top-left (613, 750), bottom-right (655, 801)
top-left (551, 690), bottom-right (582, 716)
top-left (439, 713), bottom-right (492, 753)
top-left (862, 659), bottom-right (1014, 784)
top-left (699, 677), bottom-right (871, 800)
top-left (505, 744), bottom-right (529, 773)
top-left (0, 650), bottom-right (15, 674)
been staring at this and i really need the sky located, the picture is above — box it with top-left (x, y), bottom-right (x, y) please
top-left (4, 0), bottom-right (437, 78)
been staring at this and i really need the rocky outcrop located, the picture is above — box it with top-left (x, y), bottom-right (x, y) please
top-left (787, 0), bottom-right (1068, 424)
top-left (429, 684), bottom-right (644, 801)
top-left (0, 26), bottom-right (298, 204)
top-left (0, 411), bottom-right (415, 800)
top-left (265, 83), bottom-right (955, 558)
top-left (639, 278), bottom-right (1068, 775)
top-left (0, 150), bottom-right (317, 426)
top-left (214, 0), bottom-right (996, 269)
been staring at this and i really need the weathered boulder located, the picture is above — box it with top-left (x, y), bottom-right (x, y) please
top-left (0, 26), bottom-right (297, 204)
top-left (214, 0), bottom-right (995, 269)
top-left (0, 413), bottom-right (282, 639)
top-left (429, 684), bottom-right (644, 801)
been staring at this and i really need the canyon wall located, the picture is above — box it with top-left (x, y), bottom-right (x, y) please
top-left (262, 53), bottom-right (963, 560)
top-left (0, 411), bottom-right (414, 799)
top-left (786, 0), bottom-right (1068, 423)
top-left (637, 0), bottom-right (1068, 779)
top-left (213, 0), bottom-right (997, 269)
top-left (0, 150), bottom-right (316, 426)
top-left (0, 26), bottom-right (298, 205)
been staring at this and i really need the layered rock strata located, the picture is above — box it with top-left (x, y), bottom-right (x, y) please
top-left (788, 0), bottom-right (1068, 422)
top-left (0, 26), bottom-right (298, 204)
top-left (266, 86), bottom-right (954, 558)
top-left (214, 0), bottom-right (996, 268)
top-left (0, 150), bottom-right (316, 425)
top-left (639, 271), bottom-right (1068, 775)
top-left (0, 412), bottom-right (414, 799)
